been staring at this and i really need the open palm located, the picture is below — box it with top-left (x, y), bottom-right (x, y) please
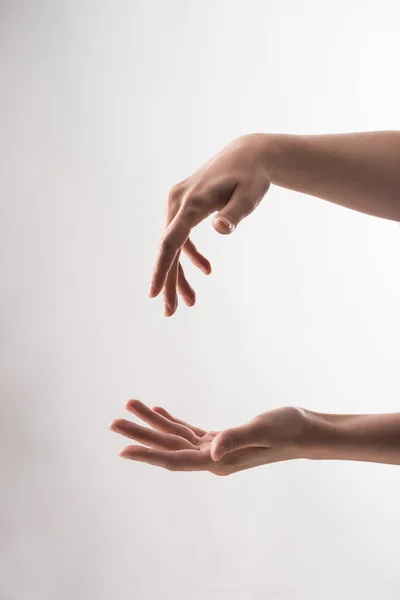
top-left (109, 400), bottom-right (304, 476)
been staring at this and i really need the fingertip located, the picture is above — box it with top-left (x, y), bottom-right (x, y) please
top-left (164, 298), bottom-right (178, 317)
top-left (125, 399), bottom-right (141, 412)
top-left (110, 418), bottom-right (128, 433)
top-left (119, 450), bottom-right (131, 459)
top-left (148, 283), bottom-right (158, 298)
top-left (183, 295), bottom-right (196, 307)
top-left (212, 216), bottom-right (235, 235)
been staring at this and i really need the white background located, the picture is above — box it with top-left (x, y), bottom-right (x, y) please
top-left (1, 1), bottom-right (400, 599)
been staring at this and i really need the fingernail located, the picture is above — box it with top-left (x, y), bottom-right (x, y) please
top-left (119, 452), bottom-right (130, 459)
top-left (149, 285), bottom-right (156, 298)
top-left (164, 305), bottom-right (173, 317)
top-left (218, 217), bottom-right (235, 232)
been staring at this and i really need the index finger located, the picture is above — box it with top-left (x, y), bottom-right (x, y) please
top-left (149, 204), bottom-right (206, 298)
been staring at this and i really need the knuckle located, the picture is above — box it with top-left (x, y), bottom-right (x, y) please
top-left (185, 187), bottom-right (203, 203)
top-left (185, 184), bottom-right (209, 206)
top-left (183, 193), bottom-right (203, 210)
top-left (183, 205), bottom-right (202, 222)
top-left (160, 236), bottom-right (174, 251)
top-left (182, 194), bottom-right (205, 220)
top-left (168, 182), bottom-right (185, 204)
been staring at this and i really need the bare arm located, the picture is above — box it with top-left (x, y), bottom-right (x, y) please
top-left (110, 401), bottom-right (400, 474)
top-left (266, 131), bottom-right (400, 221)
top-left (303, 410), bottom-right (400, 465)
top-left (150, 130), bottom-right (400, 315)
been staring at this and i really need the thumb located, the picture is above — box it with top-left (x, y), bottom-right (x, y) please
top-left (211, 420), bottom-right (267, 462)
top-left (212, 186), bottom-right (261, 235)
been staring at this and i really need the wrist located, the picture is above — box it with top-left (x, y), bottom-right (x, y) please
top-left (249, 132), bottom-right (305, 187)
top-left (294, 409), bottom-right (343, 460)
top-left (238, 132), bottom-right (288, 180)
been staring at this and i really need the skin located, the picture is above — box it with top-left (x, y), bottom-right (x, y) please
top-left (149, 131), bottom-right (400, 316)
top-left (110, 131), bottom-right (400, 473)
top-left (109, 401), bottom-right (400, 474)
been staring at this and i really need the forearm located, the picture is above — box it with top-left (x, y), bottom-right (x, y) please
top-left (300, 410), bottom-right (400, 465)
top-left (262, 131), bottom-right (400, 221)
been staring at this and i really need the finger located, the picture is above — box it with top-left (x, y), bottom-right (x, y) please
top-left (125, 400), bottom-right (199, 444)
top-left (149, 238), bottom-right (180, 299)
top-left (109, 419), bottom-right (195, 450)
top-left (150, 203), bottom-right (207, 298)
top-left (177, 263), bottom-right (196, 307)
top-left (149, 198), bottom-right (181, 300)
top-left (163, 252), bottom-right (180, 317)
top-left (212, 183), bottom-right (267, 235)
top-left (211, 419), bottom-right (269, 462)
top-left (152, 406), bottom-right (206, 437)
top-left (119, 446), bottom-right (209, 471)
top-left (183, 239), bottom-right (212, 275)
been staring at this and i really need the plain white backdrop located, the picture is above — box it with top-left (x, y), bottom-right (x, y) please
top-left (1, 1), bottom-right (400, 598)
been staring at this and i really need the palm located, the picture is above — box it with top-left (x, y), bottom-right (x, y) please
top-left (109, 400), bottom-right (274, 476)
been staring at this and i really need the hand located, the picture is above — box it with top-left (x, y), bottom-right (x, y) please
top-left (149, 134), bottom-right (273, 316)
top-left (109, 400), bottom-right (309, 476)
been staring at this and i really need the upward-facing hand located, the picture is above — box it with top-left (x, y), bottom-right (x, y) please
top-left (109, 400), bottom-right (308, 476)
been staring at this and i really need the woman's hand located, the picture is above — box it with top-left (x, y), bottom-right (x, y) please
top-left (110, 401), bottom-right (400, 471)
top-left (149, 134), bottom-right (273, 316)
top-left (109, 400), bottom-right (308, 476)
top-left (150, 130), bottom-right (400, 316)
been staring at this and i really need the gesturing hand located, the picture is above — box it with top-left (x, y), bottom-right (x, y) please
top-left (109, 400), bottom-right (309, 476)
top-left (149, 134), bottom-right (273, 316)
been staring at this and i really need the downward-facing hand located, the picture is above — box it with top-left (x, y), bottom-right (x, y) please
top-left (149, 134), bottom-right (272, 316)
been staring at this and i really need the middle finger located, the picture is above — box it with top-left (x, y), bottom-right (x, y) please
top-left (125, 400), bottom-right (200, 444)
top-left (163, 251), bottom-right (180, 316)
top-left (109, 419), bottom-right (195, 450)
